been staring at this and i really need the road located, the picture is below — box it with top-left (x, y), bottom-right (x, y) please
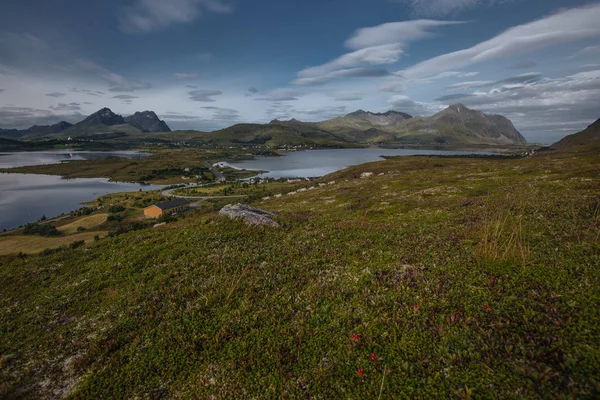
top-left (204, 161), bottom-right (225, 182)
top-left (161, 187), bottom-right (247, 200)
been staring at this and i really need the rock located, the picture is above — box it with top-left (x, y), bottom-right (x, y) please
top-left (287, 191), bottom-right (296, 196)
top-left (361, 172), bottom-right (374, 178)
top-left (297, 188), bottom-right (307, 192)
top-left (262, 196), bottom-right (271, 201)
top-left (327, 181), bottom-right (336, 185)
top-left (274, 194), bottom-right (282, 198)
top-left (124, 111), bottom-right (171, 132)
top-left (219, 204), bottom-right (280, 227)
top-left (153, 222), bottom-right (167, 228)
top-left (318, 183), bottom-right (326, 187)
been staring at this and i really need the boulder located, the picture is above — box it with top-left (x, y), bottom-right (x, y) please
top-left (219, 204), bottom-right (280, 227)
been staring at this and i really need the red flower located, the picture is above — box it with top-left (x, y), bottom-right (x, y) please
top-left (351, 333), bottom-right (358, 341)
top-left (483, 304), bottom-right (490, 311)
top-left (371, 353), bottom-right (376, 362)
top-left (413, 305), bottom-right (421, 312)
top-left (357, 368), bottom-right (364, 376)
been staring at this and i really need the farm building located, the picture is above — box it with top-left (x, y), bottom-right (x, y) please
top-left (144, 198), bottom-right (191, 218)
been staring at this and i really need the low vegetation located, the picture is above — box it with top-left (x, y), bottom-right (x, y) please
top-left (0, 148), bottom-right (599, 398)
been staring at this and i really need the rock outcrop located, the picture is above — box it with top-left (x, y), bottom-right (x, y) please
top-left (219, 204), bottom-right (279, 227)
top-left (125, 111), bottom-right (171, 133)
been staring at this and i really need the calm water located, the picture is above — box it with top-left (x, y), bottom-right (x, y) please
top-left (0, 151), bottom-right (158, 230)
top-left (220, 148), bottom-right (495, 178)
top-left (0, 150), bottom-right (149, 168)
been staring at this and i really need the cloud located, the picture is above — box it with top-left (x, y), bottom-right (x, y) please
top-left (49, 102), bottom-right (81, 111)
top-left (570, 45), bottom-right (600, 58)
top-left (509, 60), bottom-right (537, 69)
top-left (431, 70), bottom-right (600, 141)
top-left (112, 95), bottom-right (139, 100)
top-left (0, 106), bottom-right (83, 129)
top-left (379, 79), bottom-right (407, 93)
top-left (119, 0), bottom-right (233, 33)
top-left (201, 106), bottom-right (240, 121)
top-left (188, 89), bottom-right (223, 102)
top-left (69, 87), bottom-right (106, 96)
top-left (293, 20), bottom-right (463, 86)
top-left (327, 91), bottom-right (364, 101)
top-left (256, 88), bottom-right (302, 101)
top-left (173, 73), bottom-right (200, 79)
top-left (434, 93), bottom-right (476, 101)
top-left (294, 67), bottom-right (390, 86)
top-left (402, 3), bottom-right (600, 79)
top-left (0, 89), bottom-right (4, 93)
top-left (395, 0), bottom-right (508, 17)
top-left (445, 80), bottom-right (494, 90)
top-left (389, 95), bottom-right (444, 116)
top-left (294, 106), bottom-right (348, 119)
top-left (45, 92), bottom-right (66, 98)
top-left (266, 103), bottom-right (294, 120)
top-left (75, 60), bottom-right (152, 92)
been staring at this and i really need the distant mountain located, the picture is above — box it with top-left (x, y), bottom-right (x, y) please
top-left (0, 121), bottom-right (72, 139)
top-left (399, 104), bottom-right (527, 145)
top-left (125, 111), bottom-right (171, 133)
top-left (316, 104), bottom-right (526, 145)
top-left (62, 108), bottom-right (171, 137)
top-left (551, 119), bottom-right (600, 150)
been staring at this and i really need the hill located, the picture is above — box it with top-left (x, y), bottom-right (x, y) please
top-left (124, 111), bottom-right (171, 133)
top-left (551, 118), bottom-right (600, 150)
top-left (0, 149), bottom-right (598, 398)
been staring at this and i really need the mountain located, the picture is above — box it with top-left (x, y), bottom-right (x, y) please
top-left (315, 104), bottom-right (526, 145)
top-left (551, 119), bottom-right (600, 150)
top-left (0, 121), bottom-right (72, 139)
top-left (125, 111), bottom-right (171, 133)
top-left (398, 104), bottom-right (527, 145)
top-left (62, 108), bottom-right (171, 137)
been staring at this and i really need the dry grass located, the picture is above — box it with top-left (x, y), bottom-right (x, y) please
top-left (58, 214), bottom-right (108, 234)
top-left (0, 231), bottom-right (107, 255)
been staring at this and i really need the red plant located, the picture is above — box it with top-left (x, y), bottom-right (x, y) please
top-left (357, 368), bottom-right (364, 376)
top-left (371, 353), bottom-right (376, 362)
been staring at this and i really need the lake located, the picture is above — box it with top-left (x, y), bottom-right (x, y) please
top-left (0, 151), bottom-right (159, 230)
top-left (0, 150), bottom-right (150, 168)
top-left (219, 148), bottom-right (496, 178)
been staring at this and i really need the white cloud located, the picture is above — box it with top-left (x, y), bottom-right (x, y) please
top-left (388, 95), bottom-right (444, 116)
top-left (570, 45), bottom-right (600, 58)
top-left (173, 73), bottom-right (200, 79)
top-left (446, 80), bottom-right (494, 90)
top-left (293, 20), bottom-right (463, 86)
top-left (402, 3), bottom-right (600, 79)
top-left (396, 0), bottom-right (506, 17)
top-left (256, 88), bottom-right (303, 101)
top-left (119, 0), bottom-right (233, 34)
top-left (188, 89), bottom-right (223, 102)
top-left (345, 20), bottom-right (464, 50)
top-left (75, 59), bottom-right (152, 92)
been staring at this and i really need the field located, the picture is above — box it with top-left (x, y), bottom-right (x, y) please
top-left (0, 231), bottom-right (107, 255)
top-left (0, 148), bottom-right (599, 398)
top-left (57, 214), bottom-right (108, 234)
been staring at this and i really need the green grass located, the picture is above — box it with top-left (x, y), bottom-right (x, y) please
top-left (0, 150), bottom-right (599, 398)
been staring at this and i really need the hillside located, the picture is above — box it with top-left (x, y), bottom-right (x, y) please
top-left (1, 149), bottom-right (598, 398)
top-left (0, 121), bottom-right (73, 139)
top-left (551, 119), bottom-right (600, 150)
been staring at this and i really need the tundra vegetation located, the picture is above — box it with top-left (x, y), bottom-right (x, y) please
top-left (0, 148), bottom-right (598, 398)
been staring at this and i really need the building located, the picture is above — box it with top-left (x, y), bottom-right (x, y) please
top-left (144, 198), bottom-right (191, 218)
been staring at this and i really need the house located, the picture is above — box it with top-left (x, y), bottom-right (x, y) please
top-left (144, 198), bottom-right (191, 218)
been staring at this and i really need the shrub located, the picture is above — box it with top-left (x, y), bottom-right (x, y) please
top-left (77, 226), bottom-right (86, 232)
top-left (108, 205), bottom-right (126, 213)
top-left (69, 240), bottom-right (85, 249)
top-left (23, 223), bottom-right (60, 237)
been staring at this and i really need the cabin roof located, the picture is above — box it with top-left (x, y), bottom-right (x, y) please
top-left (152, 198), bottom-right (191, 210)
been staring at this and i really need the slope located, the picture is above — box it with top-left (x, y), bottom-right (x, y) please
top-left (551, 118), bottom-right (600, 150)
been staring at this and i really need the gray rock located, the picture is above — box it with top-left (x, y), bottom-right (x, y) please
top-left (219, 204), bottom-right (279, 227)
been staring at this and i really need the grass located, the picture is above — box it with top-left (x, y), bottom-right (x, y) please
top-left (58, 214), bottom-right (108, 234)
top-left (0, 231), bottom-right (107, 255)
top-left (0, 149), bottom-right (599, 398)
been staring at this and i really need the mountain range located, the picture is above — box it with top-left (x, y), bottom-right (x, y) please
top-left (0, 108), bottom-right (171, 139)
top-left (0, 104), bottom-right (528, 146)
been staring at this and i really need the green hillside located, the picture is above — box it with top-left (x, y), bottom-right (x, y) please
top-left (1, 148), bottom-right (598, 398)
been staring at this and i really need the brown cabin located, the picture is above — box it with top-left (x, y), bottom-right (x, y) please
top-left (144, 198), bottom-right (191, 218)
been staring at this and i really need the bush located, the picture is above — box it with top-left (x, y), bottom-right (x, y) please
top-left (107, 215), bottom-right (123, 222)
top-left (23, 223), bottom-right (60, 237)
top-left (77, 226), bottom-right (86, 232)
top-left (108, 205), bottom-right (126, 213)
top-left (94, 235), bottom-right (100, 241)
top-left (69, 240), bottom-right (85, 249)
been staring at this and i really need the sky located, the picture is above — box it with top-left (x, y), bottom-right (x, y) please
top-left (1, 0), bottom-right (600, 143)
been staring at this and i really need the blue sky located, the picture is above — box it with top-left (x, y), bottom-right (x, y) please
top-left (1, 0), bottom-right (600, 142)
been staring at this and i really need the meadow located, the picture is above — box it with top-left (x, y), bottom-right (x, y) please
top-left (0, 148), bottom-right (598, 398)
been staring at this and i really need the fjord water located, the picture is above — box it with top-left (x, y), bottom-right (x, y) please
top-left (0, 151), bottom-right (157, 230)
top-left (223, 148), bottom-right (496, 178)
top-left (0, 150), bottom-right (149, 168)
top-left (0, 174), bottom-right (162, 230)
